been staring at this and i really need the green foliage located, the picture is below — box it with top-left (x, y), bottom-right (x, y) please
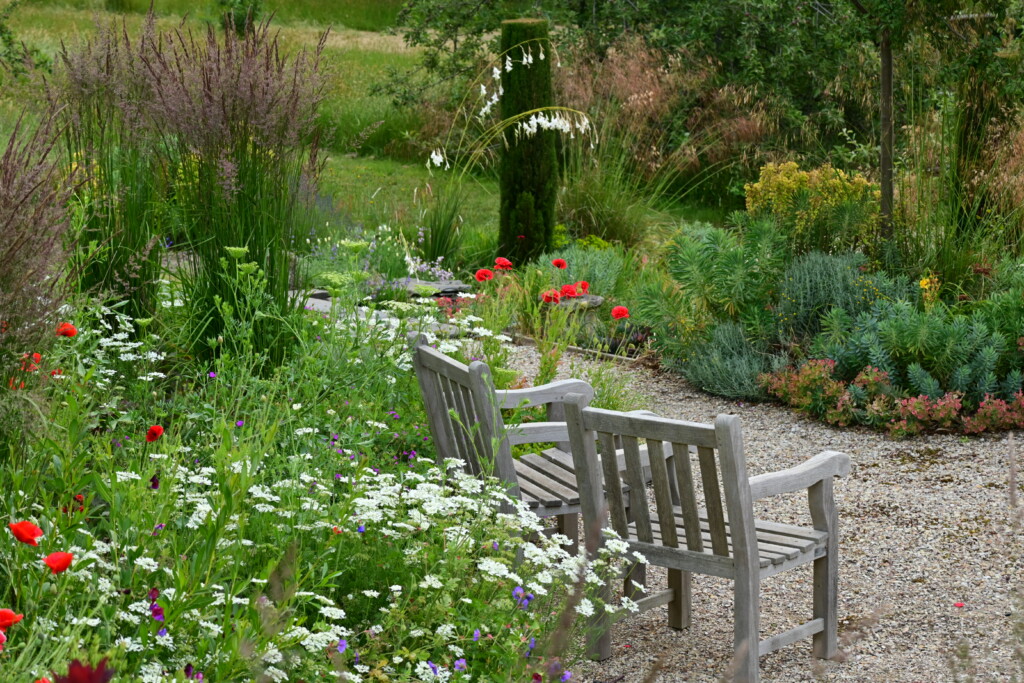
top-left (680, 322), bottom-right (777, 400)
top-left (557, 126), bottom-right (676, 246)
top-left (665, 218), bottom-right (788, 322)
top-left (0, 0), bottom-right (49, 73)
top-left (216, 0), bottom-right (262, 35)
top-left (416, 182), bottom-right (464, 266)
top-left (744, 161), bottom-right (880, 254)
top-left (498, 19), bottom-right (557, 264)
top-left (773, 251), bottom-right (910, 343)
top-left (811, 299), bottom-right (1022, 406)
top-left (56, 27), bottom-right (164, 322)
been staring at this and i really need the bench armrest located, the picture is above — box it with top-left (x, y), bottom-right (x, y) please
top-left (505, 422), bottom-right (570, 446)
top-left (497, 379), bottom-right (595, 410)
top-left (747, 450), bottom-right (851, 501)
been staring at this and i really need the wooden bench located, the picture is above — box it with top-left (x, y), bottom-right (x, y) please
top-left (412, 341), bottom-right (600, 545)
top-left (563, 396), bottom-right (851, 682)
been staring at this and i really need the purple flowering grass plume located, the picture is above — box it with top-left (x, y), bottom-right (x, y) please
top-left (0, 112), bottom-right (76, 396)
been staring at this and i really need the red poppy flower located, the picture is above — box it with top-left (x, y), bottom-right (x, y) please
top-left (44, 552), bottom-right (74, 574)
top-left (9, 521), bottom-right (44, 546)
top-left (20, 353), bottom-right (41, 372)
top-left (541, 289), bottom-right (561, 303)
top-left (56, 323), bottom-right (78, 338)
top-left (146, 425), bottom-right (164, 442)
top-left (551, 259), bottom-right (567, 269)
top-left (560, 284), bottom-right (579, 298)
top-left (0, 629), bottom-right (6, 652)
top-left (50, 368), bottom-right (63, 377)
top-left (494, 257), bottom-right (513, 270)
top-left (0, 609), bottom-right (23, 631)
top-left (575, 280), bottom-right (589, 294)
top-left (475, 269), bottom-right (494, 282)
top-left (35, 679), bottom-right (51, 683)
top-left (54, 658), bottom-right (114, 683)
top-left (611, 305), bottom-right (630, 320)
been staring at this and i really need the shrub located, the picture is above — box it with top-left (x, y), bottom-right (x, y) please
top-left (773, 251), bottom-right (910, 343)
top-left (811, 299), bottom-right (1021, 407)
top-left (497, 19), bottom-right (556, 264)
top-left (665, 218), bottom-right (788, 322)
top-left (681, 322), bottom-right (778, 400)
top-left (745, 161), bottom-right (879, 253)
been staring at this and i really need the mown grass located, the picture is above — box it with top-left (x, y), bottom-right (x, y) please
top-left (3, 4), bottom-right (420, 153)
top-left (321, 155), bottom-right (498, 237)
top-left (38, 0), bottom-right (404, 31)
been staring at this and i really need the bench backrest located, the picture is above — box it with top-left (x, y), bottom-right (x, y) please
top-left (412, 343), bottom-right (521, 497)
top-left (565, 399), bottom-right (759, 566)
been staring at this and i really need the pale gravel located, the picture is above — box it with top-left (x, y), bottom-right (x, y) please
top-left (507, 344), bottom-right (1024, 683)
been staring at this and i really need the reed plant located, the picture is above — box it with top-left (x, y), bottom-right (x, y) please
top-left (140, 18), bottom-right (327, 366)
top-left (53, 22), bottom-right (165, 322)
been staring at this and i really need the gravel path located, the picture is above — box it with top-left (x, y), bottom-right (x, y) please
top-left (508, 345), bottom-right (1024, 682)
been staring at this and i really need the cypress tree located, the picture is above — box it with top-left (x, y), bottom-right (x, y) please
top-left (498, 18), bottom-right (556, 264)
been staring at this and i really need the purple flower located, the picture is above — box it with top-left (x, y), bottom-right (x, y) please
top-left (492, 541), bottom-right (499, 551)
top-left (337, 639), bottom-right (347, 653)
top-left (208, 371), bottom-right (216, 378)
top-left (150, 475), bottom-right (160, 490)
top-left (513, 586), bottom-right (524, 599)
top-left (148, 587), bottom-right (160, 601)
top-left (473, 629), bottom-right (480, 642)
top-left (150, 603), bottom-right (165, 622)
top-left (152, 523), bottom-right (165, 536)
top-left (157, 627), bottom-right (168, 637)
top-left (427, 661), bottom-right (438, 675)
top-left (235, 420), bottom-right (244, 427)
top-left (454, 658), bottom-right (467, 671)
top-left (357, 524), bottom-right (365, 534)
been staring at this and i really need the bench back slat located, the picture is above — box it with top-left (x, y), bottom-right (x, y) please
top-left (574, 404), bottom-right (754, 562)
top-left (413, 344), bottom-right (517, 490)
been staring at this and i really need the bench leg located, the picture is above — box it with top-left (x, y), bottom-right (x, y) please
top-left (812, 548), bottom-right (839, 659)
top-left (556, 513), bottom-right (579, 554)
top-left (667, 569), bottom-right (691, 630)
top-left (732, 572), bottom-right (761, 683)
top-left (623, 562), bottom-right (646, 600)
top-left (587, 578), bottom-right (613, 661)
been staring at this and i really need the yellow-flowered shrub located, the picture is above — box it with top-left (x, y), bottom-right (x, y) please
top-left (744, 161), bottom-right (880, 253)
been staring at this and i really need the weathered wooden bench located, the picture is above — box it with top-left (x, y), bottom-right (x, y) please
top-left (564, 396), bottom-right (851, 682)
top-left (412, 341), bottom-right (600, 545)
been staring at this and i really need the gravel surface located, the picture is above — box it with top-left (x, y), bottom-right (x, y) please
top-left (507, 345), bottom-right (1024, 682)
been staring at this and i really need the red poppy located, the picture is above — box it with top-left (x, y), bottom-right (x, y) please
top-left (56, 323), bottom-right (78, 338)
top-left (494, 257), bottom-right (513, 270)
top-left (541, 289), bottom-right (561, 303)
top-left (611, 305), bottom-right (630, 320)
top-left (146, 425), bottom-right (164, 443)
top-left (50, 368), bottom-right (63, 377)
top-left (0, 629), bottom-right (5, 652)
top-left (551, 259), bottom-right (567, 269)
top-left (9, 521), bottom-right (44, 546)
top-left (54, 658), bottom-right (114, 683)
top-left (474, 269), bottom-right (494, 282)
top-left (35, 679), bottom-right (51, 683)
top-left (44, 552), bottom-right (74, 574)
top-left (575, 280), bottom-right (589, 294)
top-left (0, 609), bottom-right (23, 631)
top-left (20, 353), bottom-right (41, 372)
top-left (560, 284), bottom-right (579, 298)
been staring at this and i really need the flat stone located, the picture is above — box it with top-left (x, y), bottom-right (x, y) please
top-left (557, 294), bottom-right (604, 309)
